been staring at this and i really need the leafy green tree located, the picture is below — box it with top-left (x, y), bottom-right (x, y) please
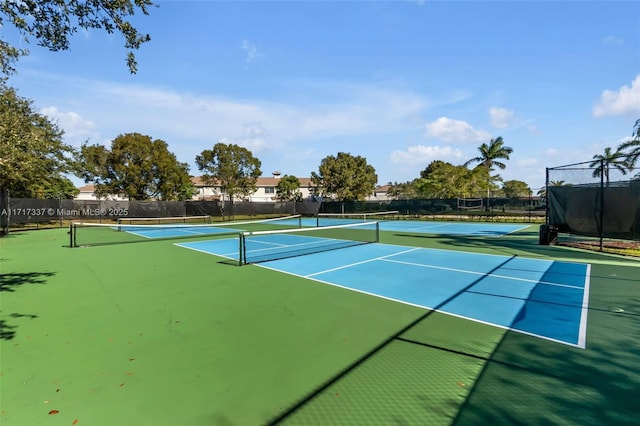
top-left (0, 86), bottom-right (77, 198)
top-left (0, 0), bottom-right (153, 76)
top-left (617, 118), bottom-right (640, 169)
top-left (310, 152), bottom-right (377, 201)
top-left (276, 175), bottom-right (303, 202)
top-left (77, 133), bottom-right (194, 200)
top-left (415, 161), bottom-right (487, 198)
top-left (502, 180), bottom-right (531, 198)
top-left (589, 147), bottom-right (628, 184)
top-left (386, 181), bottom-right (417, 200)
top-left (419, 160), bottom-right (449, 179)
top-left (195, 143), bottom-right (262, 201)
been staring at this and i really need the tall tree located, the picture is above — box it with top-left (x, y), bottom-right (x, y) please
top-left (0, 86), bottom-right (77, 198)
top-left (589, 147), bottom-right (628, 184)
top-left (310, 152), bottom-right (377, 201)
top-left (275, 175), bottom-right (303, 202)
top-left (386, 181), bottom-right (417, 200)
top-left (0, 0), bottom-right (153, 76)
top-left (415, 161), bottom-right (487, 198)
top-left (617, 118), bottom-right (640, 169)
top-left (77, 133), bottom-right (194, 200)
top-left (502, 180), bottom-right (531, 198)
top-left (195, 143), bottom-right (262, 201)
top-left (464, 136), bottom-right (513, 200)
top-left (464, 136), bottom-right (513, 171)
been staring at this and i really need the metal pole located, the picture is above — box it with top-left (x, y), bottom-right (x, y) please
top-left (545, 168), bottom-right (550, 226)
top-left (599, 159), bottom-right (604, 251)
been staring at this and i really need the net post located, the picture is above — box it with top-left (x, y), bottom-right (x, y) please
top-left (238, 233), bottom-right (245, 266)
top-left (69, 223), bottom-right (76, 247)
top-left (375, 221), bottom-right (380, 243)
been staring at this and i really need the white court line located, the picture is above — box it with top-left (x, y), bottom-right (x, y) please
top-left (246, 236), bottom-right (347, 255)
top-left (577, 264), bottom-right (591, 348)
top-left (380, 257), bottom-right (586, 290)
top-left (174, 242), bottom-right (237, 261)
top-left (306, 247), bottom-right (421, 278)
top-left (255, 256), bottom-right (587, 349)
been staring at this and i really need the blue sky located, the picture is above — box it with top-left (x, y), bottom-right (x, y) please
top-left (4, 0), bottom-right (640, 191)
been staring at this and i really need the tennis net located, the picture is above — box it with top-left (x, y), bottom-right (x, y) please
top-left (117, 215), bottom-right (212, 226)
top-left (70, 215), bottom-right (302, 247)
top-left (239, 221), bottom-right (380, 265)
top-left (316, 210), bottom-right (399, 227)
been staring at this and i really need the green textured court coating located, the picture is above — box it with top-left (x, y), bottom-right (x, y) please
top-left (1, 225), bottom-right (639, 425)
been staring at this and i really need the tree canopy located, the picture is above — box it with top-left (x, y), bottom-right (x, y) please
top-left (589, 146), bottom-right (628, 184)
top-left (415, 161), bottom-right (488, 198)
top-left (617, 118), bottom-right (640, 169)
top-left (464, 136), bottom-right (513, 171)
top-left (311, 152), bottom-right (377, 201)
top-left (195, 143), bottom-right (262, 201)
top-left (77, 133), bottom-right (194, 200)
top-left (0, 86), bottom-right (77, 198)
top-left (0, 0), bottom-right (153, 76)
top-left (275, 175), bottom-right (303, 202)
top-left (502, 180), bottom-right (531, 198)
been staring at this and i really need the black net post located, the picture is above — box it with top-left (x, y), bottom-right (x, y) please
top-left (238, 233), bottom-right (246, 266)
top-left (598, 159), bottom-right (604, 251)
top-left (545, 167), bottom-right (550, 226)
top-left (69, 223), bottom-right (76, 247)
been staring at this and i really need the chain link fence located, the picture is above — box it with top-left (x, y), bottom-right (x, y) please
top-left (546, 160), bottom-right (640, 246)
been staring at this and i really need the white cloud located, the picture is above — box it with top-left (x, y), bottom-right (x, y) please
top-left (424, 117), bottom-right (491, 143)
top-left (593, 75), bottom-right (640, 117)
top-left (488, 107), bottom-right (514, 128)
top-left (241, 40), bottom-right (262, 63)
top-left (390, 145), bottom-right (463, 165)
top-left (90, 81), bottom-right (425, 147)
top-left (39, 106), bottom-right (96, 145)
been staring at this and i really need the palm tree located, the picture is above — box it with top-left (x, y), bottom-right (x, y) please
top-left (617, 118), bottom-right (640, 169)
top-left (536, 180), bottom-right (562, 201)
top-left (464, 136), bottom-right (513, 171)
top-left (464, 136), bottom-right (513, 200)
top-left (589, 147), bottom-right (628, 184)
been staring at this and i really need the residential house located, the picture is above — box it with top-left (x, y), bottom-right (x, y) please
top-left (75, 184), bottom-right (128, 201)
top-left (191, 172), bottom-right (314, 202)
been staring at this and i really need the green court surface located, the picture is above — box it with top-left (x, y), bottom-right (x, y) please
top-left (1, 224), bottom-right (639, 425)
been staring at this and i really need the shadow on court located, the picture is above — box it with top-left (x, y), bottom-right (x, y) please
top-left (454, 279), bottom-right (640, 425)
top-left (268, 259), bottom-right (640, 425)
top-left (266, 230), bottom-right (640, 425)
top-left (268, 257), bottom-right (525, 424)
top-left (0, 271), bottom-right (53, 340)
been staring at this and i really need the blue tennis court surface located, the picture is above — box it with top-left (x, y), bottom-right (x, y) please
top-left (378, 220), bottom-right (527, 236)
top-left (297, 217), bottom-right (527, 236)
top-left (177, 238), bottom-right (590, 348)
top-left (122, 225), bottom-right (244, 239)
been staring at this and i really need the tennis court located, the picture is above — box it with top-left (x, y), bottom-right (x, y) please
top-left (178, 237), bottom-right (589, 347)
top-left (295, 214), bottom-right (527, 237)
top-left (1, 218), bottom-right (638, 425)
